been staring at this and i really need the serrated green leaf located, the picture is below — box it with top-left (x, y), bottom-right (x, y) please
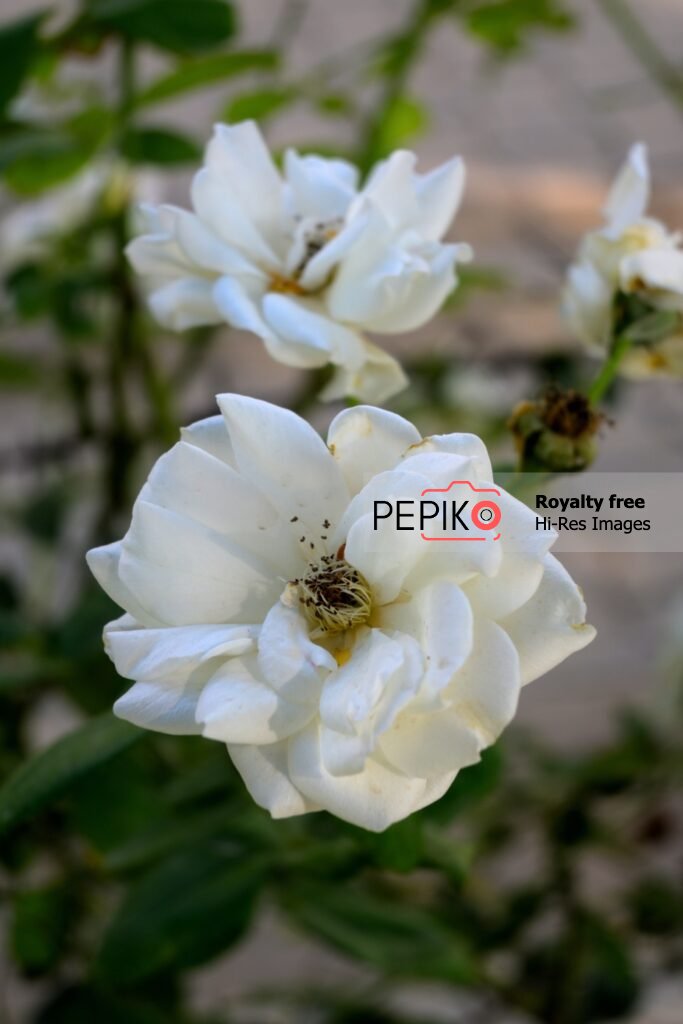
top-left (96, 844), bottom-right (264, 982)
top-left (135, 50), bottom-right (278, 107)
top-left (0, 713), bottom-right (142, 836)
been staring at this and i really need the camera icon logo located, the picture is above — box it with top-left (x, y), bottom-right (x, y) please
top-left (420, 480), bottom-right (502, 542)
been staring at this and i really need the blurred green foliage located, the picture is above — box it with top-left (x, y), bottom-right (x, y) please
top-left (1, 1), bottom-right (682, 1023)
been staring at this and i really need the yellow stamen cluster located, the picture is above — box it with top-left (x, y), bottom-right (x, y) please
top-left (292, 557), bottom-right (373, 636)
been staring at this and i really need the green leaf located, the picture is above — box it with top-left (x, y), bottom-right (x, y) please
top-left (11, 883), bottom-right (73, 974)
top-left (465, 0), bottom-right (574, 54)
top-left (135, 50), bottom-right (278, 107)
top-left (424, 746), bottom-right (503, 823)
top-left (0, 713), bottom-right (142, 836)
top-left (0, 352), bottom-right (42, 388)
top-left (96, 844), bottom-right (264, 982)
top-left (315, 92), bottom-right (354, 117)
top-left (2, 136), bottom-right (92, 195)
top-left (89, 0), bottom-right (236, 55)
top-left (0, 13), bottom-right (44, 114)
top-left (103, 804), bottom-right (240, 873)
top-left (35, 986), bottom-right (171, 1024)
top-left (626, 309), bottom-right (680, 344)
top-left (629, 876), bottom-right (683, 936)
top-left (225, 87), bottom-right (296, 122)
top-left (282, 884), bottom-right (477, 983)
top-left (374, 95), bottom-right (429, 157)
top-left (363, 816), bottom-right (423, 872)
top-left (121, 126), bottom-right (200, 165)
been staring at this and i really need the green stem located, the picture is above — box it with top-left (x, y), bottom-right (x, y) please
top-left (597, 0), bottom-right (683, 117)
top-left (355, 0), bottom-right (435, 172)
top-left (587, 331), bottom-right (632, 403)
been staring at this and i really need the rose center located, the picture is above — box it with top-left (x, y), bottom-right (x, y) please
top-left (291, 557), bottom-right (373, 635)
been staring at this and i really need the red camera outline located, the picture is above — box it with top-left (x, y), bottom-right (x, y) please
top-left (420, 480), bottom-right (502, 542)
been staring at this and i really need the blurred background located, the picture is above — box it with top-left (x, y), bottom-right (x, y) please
top-left (1, 2), bottom-right (682, 1022)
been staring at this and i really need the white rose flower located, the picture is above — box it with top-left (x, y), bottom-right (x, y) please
top-left (562, 143), bottom-right (683, 377)
top-left (87, 396), bottom-right (595, 832)
top-left (126, 121), bottom-right (471, 403)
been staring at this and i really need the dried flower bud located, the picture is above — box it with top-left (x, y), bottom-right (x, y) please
top-left (509, 386), bottom-right (603, 472)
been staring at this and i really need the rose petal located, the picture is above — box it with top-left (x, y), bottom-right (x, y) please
top-left (327, 405), bottom-right (421, 495)
top-left (228, 740), bottom-right (318, 818)
top-left (499, 553), bottom-right (596, 685)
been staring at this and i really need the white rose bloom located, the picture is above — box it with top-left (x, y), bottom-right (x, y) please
top-left (126, 121), bottom-right (471, 403)
top-left (87, 397), bottom-right (595, 831)
top-left (562, 143), bottom-right (683, 377)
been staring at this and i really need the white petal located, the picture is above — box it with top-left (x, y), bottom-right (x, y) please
top-left (327, 405), bottom-right (421, 495)
top-left (192, 168), bottom-right (279, 269)
top-left (173, 206), bottom-right (265, 281)
top-left (415, 156), bottom-right (466, 240)
top-left (359, 151), bottom-right (420, 229)
top-left (105, 620), bottom-right (256, 683)
top-left (140, 440), bottom-right (298, 577)
top-left (213, 278), bottom-right (331, 369)
top-left (319, 628), bottom-right (422, 740)
top-left (196, 658), bottom-right (313, 743)
top-left (602, 142), bottom-right (649, 239)
top-left (320, 340), bottom-right (408, 404)
top-left (228, 741), bottom-right (318, 818)
top-left (463, 489), bottom-right (556, 620)
top-left (284, 149), bottom-right (358, 220)
top-left (442, 617), bottom-right (521, 745)
top-left (379, 706), bottom-right (480, 778)
top-left (562, 260), bottom-right (612, 349)
top-left (217, 393), bottom-right (349, 539)
top-left (114, 681), bottom-right (204, 736)
top-left (118, 501), bottom-right (278, 626)
top-left (258, 601), bottom-right (336, 703)
top-left (399, 431), bottom-right (493, 482)
top-left (361, 243), bottom-right (462, 333)
top-left (203, 121), bottom-right (284, 252)
top-left (298, 208), bottom-right (371, 291)
top-left (180, 414), bottom-right (235, 466)
top-left (86, 542), bottom-right (162, 625)
top-left (148, 278), bottom-right (223, 331)
top-left (262, 293), bottom-right (367, 369)
top-left (319, 726), bottom-right (372, 776)
top-left (620, 248), bottom-right (683, 300)
top-left (340, 470), bottom-right (431, 605)
top-left (499, 553), bottom-right (596, 686)
top-left (288, 723), bottom-right (435, 831)
top-left (378, 581), bottom-right (473, 707)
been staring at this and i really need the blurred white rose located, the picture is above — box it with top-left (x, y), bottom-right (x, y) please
top-left (0, 161), bottom-right (164, 277)
top-left (126, 121), bottom-right (472, 403)
top-left (87, 397), bottom-right (595, 831)
top-left (562, 143), bottom-right (683, 378)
